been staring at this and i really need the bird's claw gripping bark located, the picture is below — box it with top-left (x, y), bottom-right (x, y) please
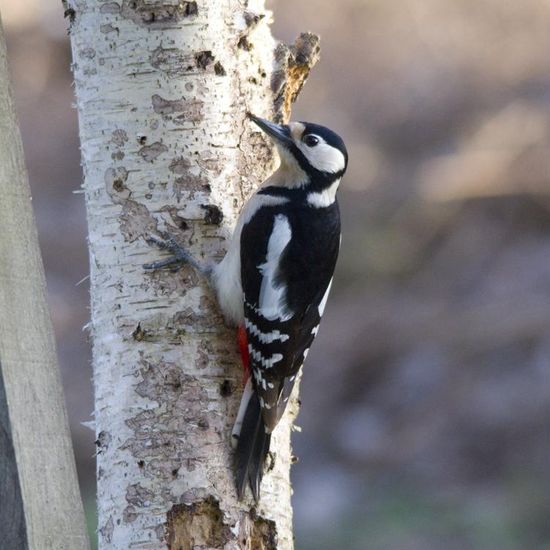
top-left (143, 231), bottom-right (208, 275)
top-left (143, 232), bottom-right (197, 272)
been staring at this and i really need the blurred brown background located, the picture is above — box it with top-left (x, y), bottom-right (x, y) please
top-left (2, 1), bottom-right (550, 548)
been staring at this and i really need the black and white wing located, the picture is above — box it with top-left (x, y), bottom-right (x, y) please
top-left (240, 201), bottom-right (340, 432)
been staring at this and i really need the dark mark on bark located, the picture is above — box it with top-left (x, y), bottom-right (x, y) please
top-left (111, 128), bottom-right (129, 146)
top-left (100, 23), bottom-right (119, 34)
top-left (185, 458), bottom-right (196, 472)
top-left (159, 206), bottom-right (189, 231)
top-left (220, 379), bottom-right (233, 397)
top-left (120, 0), bottom-right (198, 28)
top-left (95, 430), bottom-right (112, 454)
top-left (250, 516), bottom-right (278, 550)
top-left (119, 199), bottom-right (158, 242)
top-left (100, 2), bottom-right (121, 14)
top-left (196, 339), bottom-right (214, 369)
top-left (135, 359), bottom-right (203, 405)
top-left (244, 10), bottom-right (265, 28)
top-left (194, 50), bottom-right (215, 70)
top-left (80, 47), bottom-right (96, 59)
top-left (190, 296), bottom-right (225, 332)
top-left (201, 204), bottom-right (223, 225)
top-left (238, 36), bottom-right (253, 51)
top-left (266, 451), bottom-right (276, 472)
top-left (99, 515), bottom-right (114, 544)
top-left (105, 166), bottom-right (130, 200)
top-left (123, 505), bottom-right (138, 524)
top-left (172, 303), bottom-right (221, 332)
top-left (197, 151), bottom-right (223, 175)
top-left (112, 177), bottom-right (126, 192)
top-left (132, 323), bottom-right (146, 341)
top-left (150, 46), bottom-right (193, 78)
top-left (166, 497), bottom-right (232, 550)
top-left (183, 1), bottom-right (198, 16)
top-left (214, 61), bottom-right (226, 76)
top-left (144, 267), bottom-right (197, 297)
top-left (197, 417), bottom-right (209, 430)
top-left (173, 173), bottom-right (209, 202)
top-left (152, 94), bottom-right (204, 122)
top-left (63, 7), bottom-right (76, 25)
top-left (126, 483), bottom-right (155, 508)
top-left (119, 357), bottom-right (216, 493)
top-left (138, 141), bottom-right (168, 162)
top-left (169, 156), bottom-right (191, 174)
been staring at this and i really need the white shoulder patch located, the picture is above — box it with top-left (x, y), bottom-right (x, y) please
top-left (211, 193), bottom-right (289, 326)
top-left (258, 214), bottom-right (293, 321)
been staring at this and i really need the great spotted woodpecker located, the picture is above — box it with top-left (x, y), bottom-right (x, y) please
top-left (144, 114), bottom-right (348, 500)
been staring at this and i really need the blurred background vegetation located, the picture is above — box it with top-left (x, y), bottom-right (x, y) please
top-left (2, 0), bottom-right (550, 548)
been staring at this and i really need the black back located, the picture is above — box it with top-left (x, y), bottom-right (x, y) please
top-left (240, 192), bottom-right (340, 430)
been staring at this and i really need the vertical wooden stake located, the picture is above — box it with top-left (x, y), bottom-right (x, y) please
top-left (0, 12), bottom-right (90, 550)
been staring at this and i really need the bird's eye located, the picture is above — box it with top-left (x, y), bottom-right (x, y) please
top-left (303, 134), bottom-right (319, 147)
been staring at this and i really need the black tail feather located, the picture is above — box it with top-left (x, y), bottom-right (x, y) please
top-left (235, 392), bottom-right (271, 501)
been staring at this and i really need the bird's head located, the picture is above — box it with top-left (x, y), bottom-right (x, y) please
top-left (248, 114), bottom-right (348, 186)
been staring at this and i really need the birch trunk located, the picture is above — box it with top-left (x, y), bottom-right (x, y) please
top-left (67, 1), bottom-right (319, 547)
top-left (0, 13), bottom-right (90, 549)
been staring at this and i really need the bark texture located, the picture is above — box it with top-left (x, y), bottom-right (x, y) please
top-left (68, 1), bottom-right (319, 548)
top-left (0, 13), bottom-right (90, 550)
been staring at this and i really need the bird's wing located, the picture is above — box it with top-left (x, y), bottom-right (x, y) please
top-left (240, 203), bottom-right (339, 431)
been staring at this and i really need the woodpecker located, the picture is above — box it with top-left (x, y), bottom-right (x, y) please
top-left (144, 114), bottom-right (348, 501)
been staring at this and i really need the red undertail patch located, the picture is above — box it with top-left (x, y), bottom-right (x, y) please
top-left (237, 325), bottom-right (250, 385)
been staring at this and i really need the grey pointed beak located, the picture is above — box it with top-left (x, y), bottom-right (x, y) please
top-left (248, 113), bottom-right (292, 145)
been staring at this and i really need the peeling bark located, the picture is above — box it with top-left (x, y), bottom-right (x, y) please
top-left (68, 1), bottom-right (319, 548)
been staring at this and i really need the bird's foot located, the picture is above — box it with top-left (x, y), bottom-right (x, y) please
top-left (143, 231), bottom-right (199, 272)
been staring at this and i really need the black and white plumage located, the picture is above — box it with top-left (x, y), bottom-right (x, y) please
top-left (221, 115), bottom-right (347, 500)
top-left (144, 114), bottom-right (348, 501)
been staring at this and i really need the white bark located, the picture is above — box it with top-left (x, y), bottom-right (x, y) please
top-left (68, 1), bottom-right (319, 548)
top-left (0, 13), bottom-right (90, 550)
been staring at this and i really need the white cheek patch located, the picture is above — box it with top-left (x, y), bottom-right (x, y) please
top-left (297, 139), bottom-right (346, 174)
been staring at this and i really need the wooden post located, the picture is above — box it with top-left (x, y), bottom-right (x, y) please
top-left (0, 363), bottom-right (27, 549)
top-left (0, 13), bottom-right (90, 550)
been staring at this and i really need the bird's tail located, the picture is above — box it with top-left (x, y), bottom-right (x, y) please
top-left (234, 391), bottom-right (271, 501)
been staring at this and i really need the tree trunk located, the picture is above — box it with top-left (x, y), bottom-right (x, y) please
top-left (0, 13), bottom-right (90, 550)
top-left (67, 1), bottom-right (319, 548)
